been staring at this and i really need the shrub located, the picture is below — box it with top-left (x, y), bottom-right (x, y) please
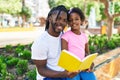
top-left (14, 48), bottom-right (23, 57)
top-left (0, 55), bottom-right (6, 63)
top-left (26, 68), bottom-right (36, 80)
top-left (19, 49), bottom-right (31, 60)
top-left (89, 34), bottom-right (120, 54)
top-left (6, 58), bottom-right (19, 67)
top-left (89, 45), bottom-right (96, 53)
top-left (107, 39), bottom-right (116, 49)
top-left (16, 44), bottom-right (25, 50)
top-left (5, 45), bottom-right (13, 52)
top-left (6, 73), bottom-right (15, 80)
top-left (6, 55), bottom-right (13, 61)
top-left (16, 60), bottom-right (28, 75)
top-left (0, 61), bottom-right (7, 80)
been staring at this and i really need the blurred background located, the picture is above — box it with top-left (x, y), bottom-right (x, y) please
top-left (0, 0), bottom-right (120, 80)
top-left (0, 0), bottom-right (120, 38)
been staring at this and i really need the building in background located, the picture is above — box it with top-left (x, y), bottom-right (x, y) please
top-left (26, 0), bottom-right (50, 26)
top-left (0, 0), bottom-right (50, 27)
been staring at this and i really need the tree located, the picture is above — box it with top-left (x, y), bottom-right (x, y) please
top-left (0, 0), bottom-right (32, 27)
top-left (48, 0), bottom-right (120, 40)
top-left (48, 0), bottom-right (101, 21)
top-left (48, 0), bottom-right (56, 8)
top-left (100, 0), bottom-right (120, 39)
top-left (20, 0), bottom-right (32, 27)
top-left (0, 0), bottom-right (22, 27)
top-left (0, 0), bottom-right (22, 15)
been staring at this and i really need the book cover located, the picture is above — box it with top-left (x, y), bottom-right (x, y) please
top-left (58, 50), bottom-right (98, 72)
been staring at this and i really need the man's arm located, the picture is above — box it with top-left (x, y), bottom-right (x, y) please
top-left (33, 59), bottom-right (76, 78)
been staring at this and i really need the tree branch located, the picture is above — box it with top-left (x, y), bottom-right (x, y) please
top-left (113, 13), bottom-right (120, 18)
top-left (100, 0), bottom-right (111, 17)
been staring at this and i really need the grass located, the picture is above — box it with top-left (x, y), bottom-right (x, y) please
top-left (0, 27), bottom-right (37, 32)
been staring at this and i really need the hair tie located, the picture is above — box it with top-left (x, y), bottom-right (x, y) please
top-left (68, 8), bottom-right (73, 14)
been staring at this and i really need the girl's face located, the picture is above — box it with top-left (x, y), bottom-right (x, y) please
top-left (68, 12), bottom-right (82, 30)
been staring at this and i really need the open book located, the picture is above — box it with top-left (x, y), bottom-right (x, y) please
top-left (58, 50), bottom-right (98, 72)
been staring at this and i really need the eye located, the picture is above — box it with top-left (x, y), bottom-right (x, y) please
top-left (57, 17), bottom-right (61, 20)
top-left (75, 18), bottom-right (79, 20)
top-left (64, 19), bottom-right (67, 22)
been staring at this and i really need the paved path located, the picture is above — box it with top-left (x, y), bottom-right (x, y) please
top-left (0, 27), bottom-right (45, 48)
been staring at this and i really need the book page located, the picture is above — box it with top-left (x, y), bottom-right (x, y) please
top-left (58, 50), bottom-right (98, 71)
top-left (63, 50), bottom-right (82, 61)
top-left (58, 50), bottom-right (82, 72)
top-left (79, 53), bottom-right (98, 70)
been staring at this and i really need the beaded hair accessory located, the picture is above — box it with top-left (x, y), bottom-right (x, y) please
top-left (68, 8), bottom-right (73, 14)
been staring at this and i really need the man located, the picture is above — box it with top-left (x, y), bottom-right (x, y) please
top-left (31, 5), bottom-right (78, 80)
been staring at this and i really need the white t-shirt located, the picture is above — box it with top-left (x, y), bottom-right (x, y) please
top-left (31, 31), bottom-right (64, 80)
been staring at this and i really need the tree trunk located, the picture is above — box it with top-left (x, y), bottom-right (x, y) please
top-left (22, 15), bottom-right (26, 27)
top-left (21, 0), bottom-right (25, 27)
top-left (17, 16), bottom-right (21, 27)
top-left (107, 17), bottom-right (114, 40)
top-left (83, 0), bottom-right (87, 14)
top-left (100, 0), bottom-right (113, 40)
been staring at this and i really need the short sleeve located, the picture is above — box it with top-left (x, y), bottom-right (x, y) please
top-left (61, 32), bottom-right (69, 42)
top-left (31, 38), bottom-right (48, 60)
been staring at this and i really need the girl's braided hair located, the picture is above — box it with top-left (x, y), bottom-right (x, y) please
top-left (45, 5), bottom-right (68, 31)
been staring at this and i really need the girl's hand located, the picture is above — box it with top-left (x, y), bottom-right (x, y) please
top-left (68, 70), bottom-right (80, 78)
top-left (63, 70), bottom-right (80, 78)
top-left (87, 62), bottom-right (94, 72)
top-left (82, 63), bottom-right (94, 72)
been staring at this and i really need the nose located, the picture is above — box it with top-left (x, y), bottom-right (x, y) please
top-left (73, 19), bottom-right (76, 23)
top-left (59, 19), bottom-right (64, 24)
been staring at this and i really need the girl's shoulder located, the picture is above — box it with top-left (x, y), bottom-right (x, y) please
top-left (81, 31), bottom-right (86, 36)
top-left (81, 32), bottom-right (88, 39)
top-left (63, 30), bottom-right (71, 35)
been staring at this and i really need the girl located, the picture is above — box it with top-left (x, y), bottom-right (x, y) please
top-left (61, 7), bottom-right (96, 80)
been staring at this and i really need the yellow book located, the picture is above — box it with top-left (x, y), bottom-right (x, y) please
top-left (58, 50), bottom-right (98, 72)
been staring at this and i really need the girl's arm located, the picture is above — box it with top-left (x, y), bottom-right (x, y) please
top-left (61, 38), bottom-right (80, 76)
top-left (85, 43), bottom-right (95, 72)
top-left (61, 38), bottom-right (68, 50)
top-left (85, 43), bottom-right (90, 56)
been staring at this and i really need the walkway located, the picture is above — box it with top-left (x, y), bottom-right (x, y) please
top-left (0, 27), bottom-right (45, 48)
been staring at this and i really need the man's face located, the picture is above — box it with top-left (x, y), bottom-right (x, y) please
top-left (50, 11), bottom-right (68, 33)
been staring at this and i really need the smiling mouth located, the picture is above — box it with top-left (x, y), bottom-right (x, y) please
top-left (57, 26), bottom-right (63, 30)
top-left (73, 24), bottom-right (77, 27)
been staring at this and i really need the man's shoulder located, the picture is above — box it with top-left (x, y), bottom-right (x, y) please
top-left (33, 31), bottom-right (48, 44)
top-left (37, 31), bottom-right (48, 39)
top-left (31, 32), bottom-right (48, 49)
